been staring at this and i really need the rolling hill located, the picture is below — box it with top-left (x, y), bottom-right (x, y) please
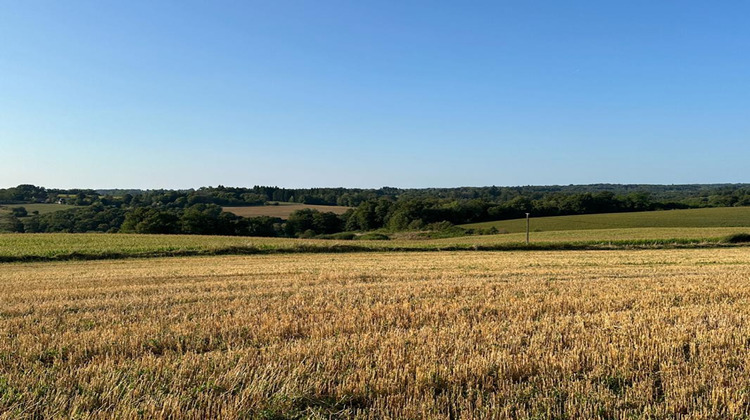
top-left (461, 206), bottom-right (750, 233)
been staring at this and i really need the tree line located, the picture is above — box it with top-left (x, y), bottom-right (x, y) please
top-left (5, 183), bottom-right (750, 208)
top-left (2, 184), bottom-right (750, 237)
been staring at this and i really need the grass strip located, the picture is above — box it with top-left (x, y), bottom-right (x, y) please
top-left (1, 237), bottom-right (748, 263)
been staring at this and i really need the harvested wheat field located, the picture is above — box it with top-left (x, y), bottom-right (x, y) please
top-left (3, 249), bottom-right (750, 418)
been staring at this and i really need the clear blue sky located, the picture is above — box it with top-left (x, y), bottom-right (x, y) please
top-left (1, 1), bottom-right (748, 189)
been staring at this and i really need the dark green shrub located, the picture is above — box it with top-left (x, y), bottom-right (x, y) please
top-left (317, 232), bottom-right (356, 240)
top-left (10, 207), bottom-right (27, 217)
top-left (299, 229), bottom-right (317, 239)
top-left (725, 233), bottom-right (750, 243)
top-left (357, 233), bottom-right (390, 241)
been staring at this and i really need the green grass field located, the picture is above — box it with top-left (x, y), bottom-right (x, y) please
top-left (2, 227), bottom-right (749, 262)
top-left (461, 206), bottom-right (750, 232)
top-left (432, 227), bottom-right (749, 245)
top-left (0, 233), bottom-right (298, 260)
top-left (0, 203), bottom-right (75, 216)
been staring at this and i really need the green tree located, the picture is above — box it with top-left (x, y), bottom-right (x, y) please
top-left (10, 207), bottom-right (27, 217)
top-left (121, 208), bottom-right (180, 234)
top-left (0, 214), bottom-right (24, 232)
top-left (284, 209), bottom-right (316, 237)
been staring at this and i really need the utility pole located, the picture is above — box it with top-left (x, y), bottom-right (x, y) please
top-left (525, 213), bottom-right (530, 245)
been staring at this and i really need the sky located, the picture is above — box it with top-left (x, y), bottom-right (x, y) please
top-left (1, 1), bottom-right (749, 189)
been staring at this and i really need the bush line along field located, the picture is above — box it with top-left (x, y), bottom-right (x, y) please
top-left (462, 206), bottom-right (750, 233)
top-left (3, 249), bottom-right (750, 418)
top-left (2, 228), bottom-right (750, 262)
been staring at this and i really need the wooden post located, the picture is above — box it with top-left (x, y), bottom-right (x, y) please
top-left (525, 213), bottom-right (530, 245)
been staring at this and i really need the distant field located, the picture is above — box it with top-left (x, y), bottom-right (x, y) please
top-left (431, 227), bottom-right (750, 246)
top-left (462, 206), bottom-right (750, 232)
top-left (224, 203), bottom-right (351, 219)
top-left (0, 203), bottom-right (75, 216)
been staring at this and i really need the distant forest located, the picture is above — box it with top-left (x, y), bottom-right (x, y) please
top-left (1, 183), bottom-right (750, 237)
